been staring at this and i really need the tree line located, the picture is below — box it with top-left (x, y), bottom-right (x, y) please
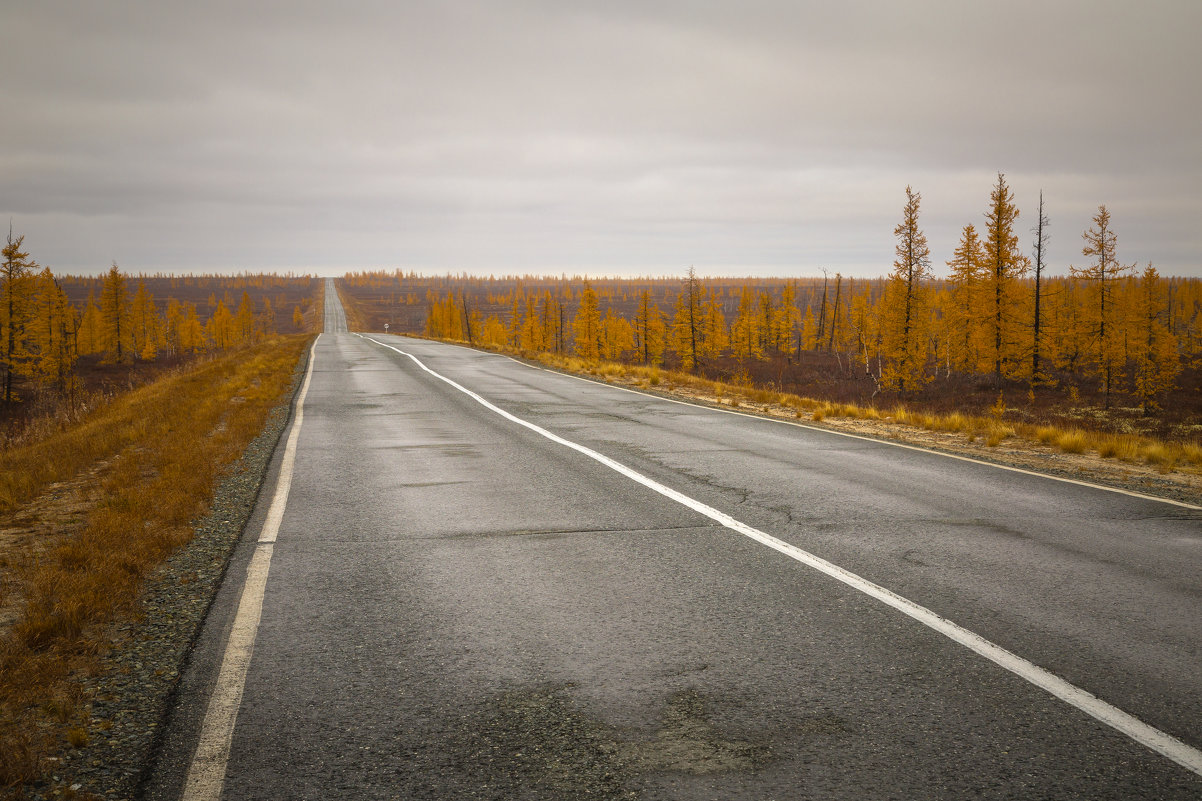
top-left (411, 175), bottom-right (1198, 413)
top-left (0, 231), bottom-right (313, 407)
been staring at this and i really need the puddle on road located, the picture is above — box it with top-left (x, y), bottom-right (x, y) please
top-left (450, 685), bottom-right (773, 799)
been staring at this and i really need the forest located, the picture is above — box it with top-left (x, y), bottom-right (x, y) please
top-left (340, 176), bottom-right (1201, 441)
top-left (0, 230), bottom-right (318, 440)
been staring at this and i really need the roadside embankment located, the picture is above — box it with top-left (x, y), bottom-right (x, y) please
top-left (0, 335), bottom-right (313, 800)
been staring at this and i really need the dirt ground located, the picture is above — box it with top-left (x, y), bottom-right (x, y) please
top-left (0, 461), bottom-right (109, 631)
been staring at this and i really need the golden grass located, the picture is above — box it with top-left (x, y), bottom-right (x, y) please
top-left (0, 334), bottom-right (311, 786)
top-left (1054, 429), bottom-right (1090, 453)
top-left (984, 422), bottom-right (1016, 448)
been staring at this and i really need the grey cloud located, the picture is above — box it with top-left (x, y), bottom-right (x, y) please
top-left (1, 0), bottom-right (1198, 275)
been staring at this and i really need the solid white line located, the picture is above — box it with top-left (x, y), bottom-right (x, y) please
top-left (181, 336), bottom-right (319, 801)
top-left (359, 333), bottom-right (1202, 779)
top-left (499, 351), bottom-right (1202, 511)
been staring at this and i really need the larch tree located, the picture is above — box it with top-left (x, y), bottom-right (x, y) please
top-left (778, 282), bottom-right (799, 355)
top-left (130, 279), bottom-right (158, 360)
top-left (235, 291), bottom-right (257, 344)
top-left (573, 281), bottom-right (601, 358)
top-left (539, 291), bottom-right (565, 354)
top-left (980, 173), bottom-right (1030, 384)
top-left (944, 225), bottom-right (985, 372)
top-left (100, 262), bottom-right (132, 363)
top-left (1132, 264), bottom-right (1179, 413)
top-left (671, 267), bottom-right (703, 370)
top-left (519, 294), bottom-right (543, 352)
top-left (1, 228), bottom-right (37, 402)
top-left (847, 281), bottom-right (880, 383)
top-left (880, 185), bottom-right (933, 392)
top-left (633, 289), bottom-right (664, 365)
top-left (757, 291), bottom-right (778, 354)
top-left (207, 301), bottom-right (234, 350)
top-left (180, 303), bottom-right (206, 352)
top-left (261, 297), bottom-right (275, 334)
top-left (600, 307), bottom-right (634, 360)
top-left (30, 267), bottom-right (77, 393)
top-left (1071, 204), bottom-right (1133, 408)
top-left (700, 289), bottom-right (728, 359)
top-left (77, 293), bottom-right (103, 355)
top-left (730, 286), bottom-right (762, 360)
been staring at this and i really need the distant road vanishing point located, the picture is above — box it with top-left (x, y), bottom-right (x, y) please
top-left (147, 278), bottom-right (1202, 800)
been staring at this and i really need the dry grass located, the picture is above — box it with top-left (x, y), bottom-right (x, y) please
top-left (0, 334), bottom-right (311, 787)
top-left (1053, 430), bottom-right (1090, 454)
top-left (335, 280), bottom-right (366, 333)
top-left (516, 350), bottom-right (1202, 474)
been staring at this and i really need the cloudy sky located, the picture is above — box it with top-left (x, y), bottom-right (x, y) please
top-left (2, 1), bottom-right (1199, 278)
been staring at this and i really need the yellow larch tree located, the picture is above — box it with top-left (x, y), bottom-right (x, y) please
top-left (1132, 264), bottom-right (1180, 413)
top-left (847, 280), bottom-right (880, 380)
top-left (800, 305), bottom-right (818, 351)
top-left (76, 293), bottom-right (103, 356)
top-left (519, 294), bottom-right (543, 352)
top-left (573, 281), bottom-right (601, 359)
top-left (700, 289), bottom-right (727, 359)
top-left (99, 262), bottom-right (132, 364)
top-left (1071, 204), bottom-right (1133, 408)
top-left (632, 289), bottom-right (665, 365)
top-left (260, 296), bottom-right (275, 335)
top-left (778, 282), bottom-right (799, 355)
top-left (600, 307), bottom-right (634, 360)
top-left (480, 314), bottom-right (509, 348)
top-left (1, 229), bottom-right (37, 402)
top-left (980, 173), bottom-right (1030, 383)
top-left (180, 303), bottom-right (206, 352)
top-left (30, 267), bottom-right (77, 393)
top-left (539, 291), bottom-right (565, 354)
top-left (130, 279), bottom-right (159, 360)
top-left (756, 290), bottom-right (778, 355)
top-left (730, 286), bottom-right (762, 360)
top-left (671, 267), bottom-right (703, 370)
top-left (944, 224), bottom-right (985, 372)
top-left (880, 186), bottom-right (933, 392)
top-left (235, 291), bottom-right (257, 344)
top-left (207, 301), bottom-right (235, 350)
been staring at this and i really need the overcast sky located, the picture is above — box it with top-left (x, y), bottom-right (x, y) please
top-left (3, 1), bottom-right (1199, 278)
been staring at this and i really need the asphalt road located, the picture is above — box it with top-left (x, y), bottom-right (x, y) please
top-left (148, 283), bottom-right (1202, 800)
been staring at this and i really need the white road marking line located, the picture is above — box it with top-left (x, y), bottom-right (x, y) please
top-left (359, 333), bottom-right (1202, 778)
top-left (367, 334), bottom-right (1198, 512)
top-left (182, 336), bottom-right (319, 801)
top-left (497, 350), bottom-right (1202, 512)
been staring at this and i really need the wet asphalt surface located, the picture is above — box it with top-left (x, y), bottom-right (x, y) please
top-left (146, 284), bottom-right (1202, 800)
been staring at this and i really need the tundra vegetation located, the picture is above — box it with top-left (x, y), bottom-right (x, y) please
top-left (0, 239), bottom-right (317, 786)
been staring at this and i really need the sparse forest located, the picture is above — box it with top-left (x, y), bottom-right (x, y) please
top-left (340, 176), bottom-right (1202, 442)
top-left (0, 229), bottom-right (319, 441)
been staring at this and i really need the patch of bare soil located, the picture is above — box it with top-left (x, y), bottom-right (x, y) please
top-left (0, 462), bottom-right (111, 632)
top-left (605, 375), bottom-right (1202, 509)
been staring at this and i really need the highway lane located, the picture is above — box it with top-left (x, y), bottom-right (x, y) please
top-left (148, 287), bottom-right (1202, 799)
